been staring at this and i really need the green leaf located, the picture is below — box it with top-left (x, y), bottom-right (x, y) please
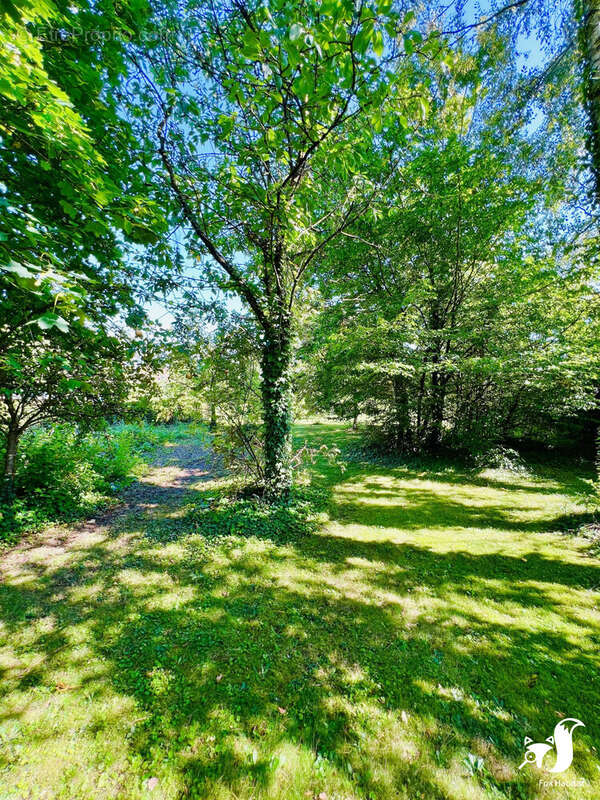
top-left (35, 313), bottom-right (70, 333)
top-left (373, 30), bottom-right (384, 58)
top-left (289, 23), bottom-right (304, 42)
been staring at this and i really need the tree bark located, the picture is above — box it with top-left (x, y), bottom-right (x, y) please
top-left (261, 326), bottom-right (293, 501)
top-left (416, 372), bottom-right (426, 436)
top-left (579, 0), bottom-right (600, 203)
top-left (427, 370), bottom-right (446, 449)
top-left (2, 423), bottom-right (19, 500)
top-left (392, 374), bottom-right (410, 449)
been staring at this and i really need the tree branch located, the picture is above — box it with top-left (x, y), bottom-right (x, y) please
top-left (156, 108), bottom-right (271, 332)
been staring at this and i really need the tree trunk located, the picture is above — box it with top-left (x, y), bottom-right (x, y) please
top-left (427, 371), bottom-right (446, 449)
top-left (392, 374), bottom-right (410, 449)
top-left (261, 327), bottom-right (293, 501)
top-left (502, 387), bottom-right (524, 439)
top-left (579, 0), bottom-right (600, 203)
top-left (2, 424), bottom-right (19, 500)
top-left (209, 402), bottom-right (217, 430)
top-left (416, 372), bottom-right (426, 437)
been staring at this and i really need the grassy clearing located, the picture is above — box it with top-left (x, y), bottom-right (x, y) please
top-left (0, 422), bottom-right (598, 800)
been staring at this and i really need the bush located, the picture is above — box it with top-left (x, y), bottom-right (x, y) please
top-left (12, 426), bottom-right (99, 515)
top-left (83, 428), bottom-right (139, 490)
top-left (211, 422), bottom-right (264, 485)
top-left (596, 429), bottom-right (600, 494)
top-left (212, 422), bottom-right (344, 494)
top-left (0, 422), bottom-right (167, 542)
top-left (474, 445), bottom-right (530, 475)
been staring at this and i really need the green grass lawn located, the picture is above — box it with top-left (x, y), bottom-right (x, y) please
top-left (0, 423), bottom-right (599, 800)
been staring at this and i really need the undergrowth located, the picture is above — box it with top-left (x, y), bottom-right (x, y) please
top-left (142, 484), bottom-right (330, 549)
top-left (190, 485), bottom-right (329, 543)
top-left (0, 421), bottom-right (196, 543)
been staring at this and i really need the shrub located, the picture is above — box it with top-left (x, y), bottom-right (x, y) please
top-left (0, 422), bottom-right (168, 541)
top-left (212, 422), bottom-right (344, 495)
top-left (83, 428), bottom-right (139, 490)
top-left (474, 445), bottom-right (530, 475)
top-left (14, 425), bottom-right (99, 514)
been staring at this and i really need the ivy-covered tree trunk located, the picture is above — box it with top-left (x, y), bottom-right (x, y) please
top-left (261, 326), bottom-right (293, 501)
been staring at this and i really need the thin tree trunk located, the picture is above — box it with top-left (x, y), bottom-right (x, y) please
top-left (416, 372), bottom-right (426, 437)
top-left (502, 387), bottom-right (524, 439)
top-left (261, 326), bottom-right (293, 501)
top-left (209, 402), bottom-right (217, 431)
top-left (427, 370), bottom-right (446, 449)
top-left (2, 424), bottom-right (19, 500)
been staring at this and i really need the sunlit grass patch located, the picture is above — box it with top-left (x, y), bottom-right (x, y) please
top-left (0, 423), bottom-right (598, 799)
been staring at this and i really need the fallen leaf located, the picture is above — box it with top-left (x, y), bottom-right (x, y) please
top-left (277, 706), bottom-right (287, 715)
top-left (55, 681), bottom-right (75, 692)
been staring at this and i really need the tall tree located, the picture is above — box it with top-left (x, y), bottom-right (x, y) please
top-left (302, 33), bottom-right (599, 451)
top-left (122, 0), bottom-right (434, 498)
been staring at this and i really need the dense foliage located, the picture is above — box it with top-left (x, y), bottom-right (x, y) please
top-left (297, 49), bottom-right (599, 452)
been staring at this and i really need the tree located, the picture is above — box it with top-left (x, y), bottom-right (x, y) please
top-left (0, 0), bottom-right (165, 328)
top-left (433, 0), bottom-right (598, 208)
top-left (0, 321), bottom-right (134, 498)
top-left (122, 0), bottom-right (435, 498)
top-left (577, 0), bottom-right (600, 203)
top-left (302, 33), bottom-right (600, 452)
top-left (0, 0), bottom-right (170, 497)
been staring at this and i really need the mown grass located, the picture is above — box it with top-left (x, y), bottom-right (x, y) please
top-left (0, 422), bottom-right (598, 800)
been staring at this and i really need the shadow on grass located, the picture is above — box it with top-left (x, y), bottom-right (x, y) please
top-left (0, 453), bottom-right (599, 799)
top-left (328, 489), bottom-right (598, 535)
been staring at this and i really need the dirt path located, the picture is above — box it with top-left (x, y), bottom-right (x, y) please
top-left (120, 437), bottom-right (217, 510)
top-left (0, 434), bottom-right (216, 579)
